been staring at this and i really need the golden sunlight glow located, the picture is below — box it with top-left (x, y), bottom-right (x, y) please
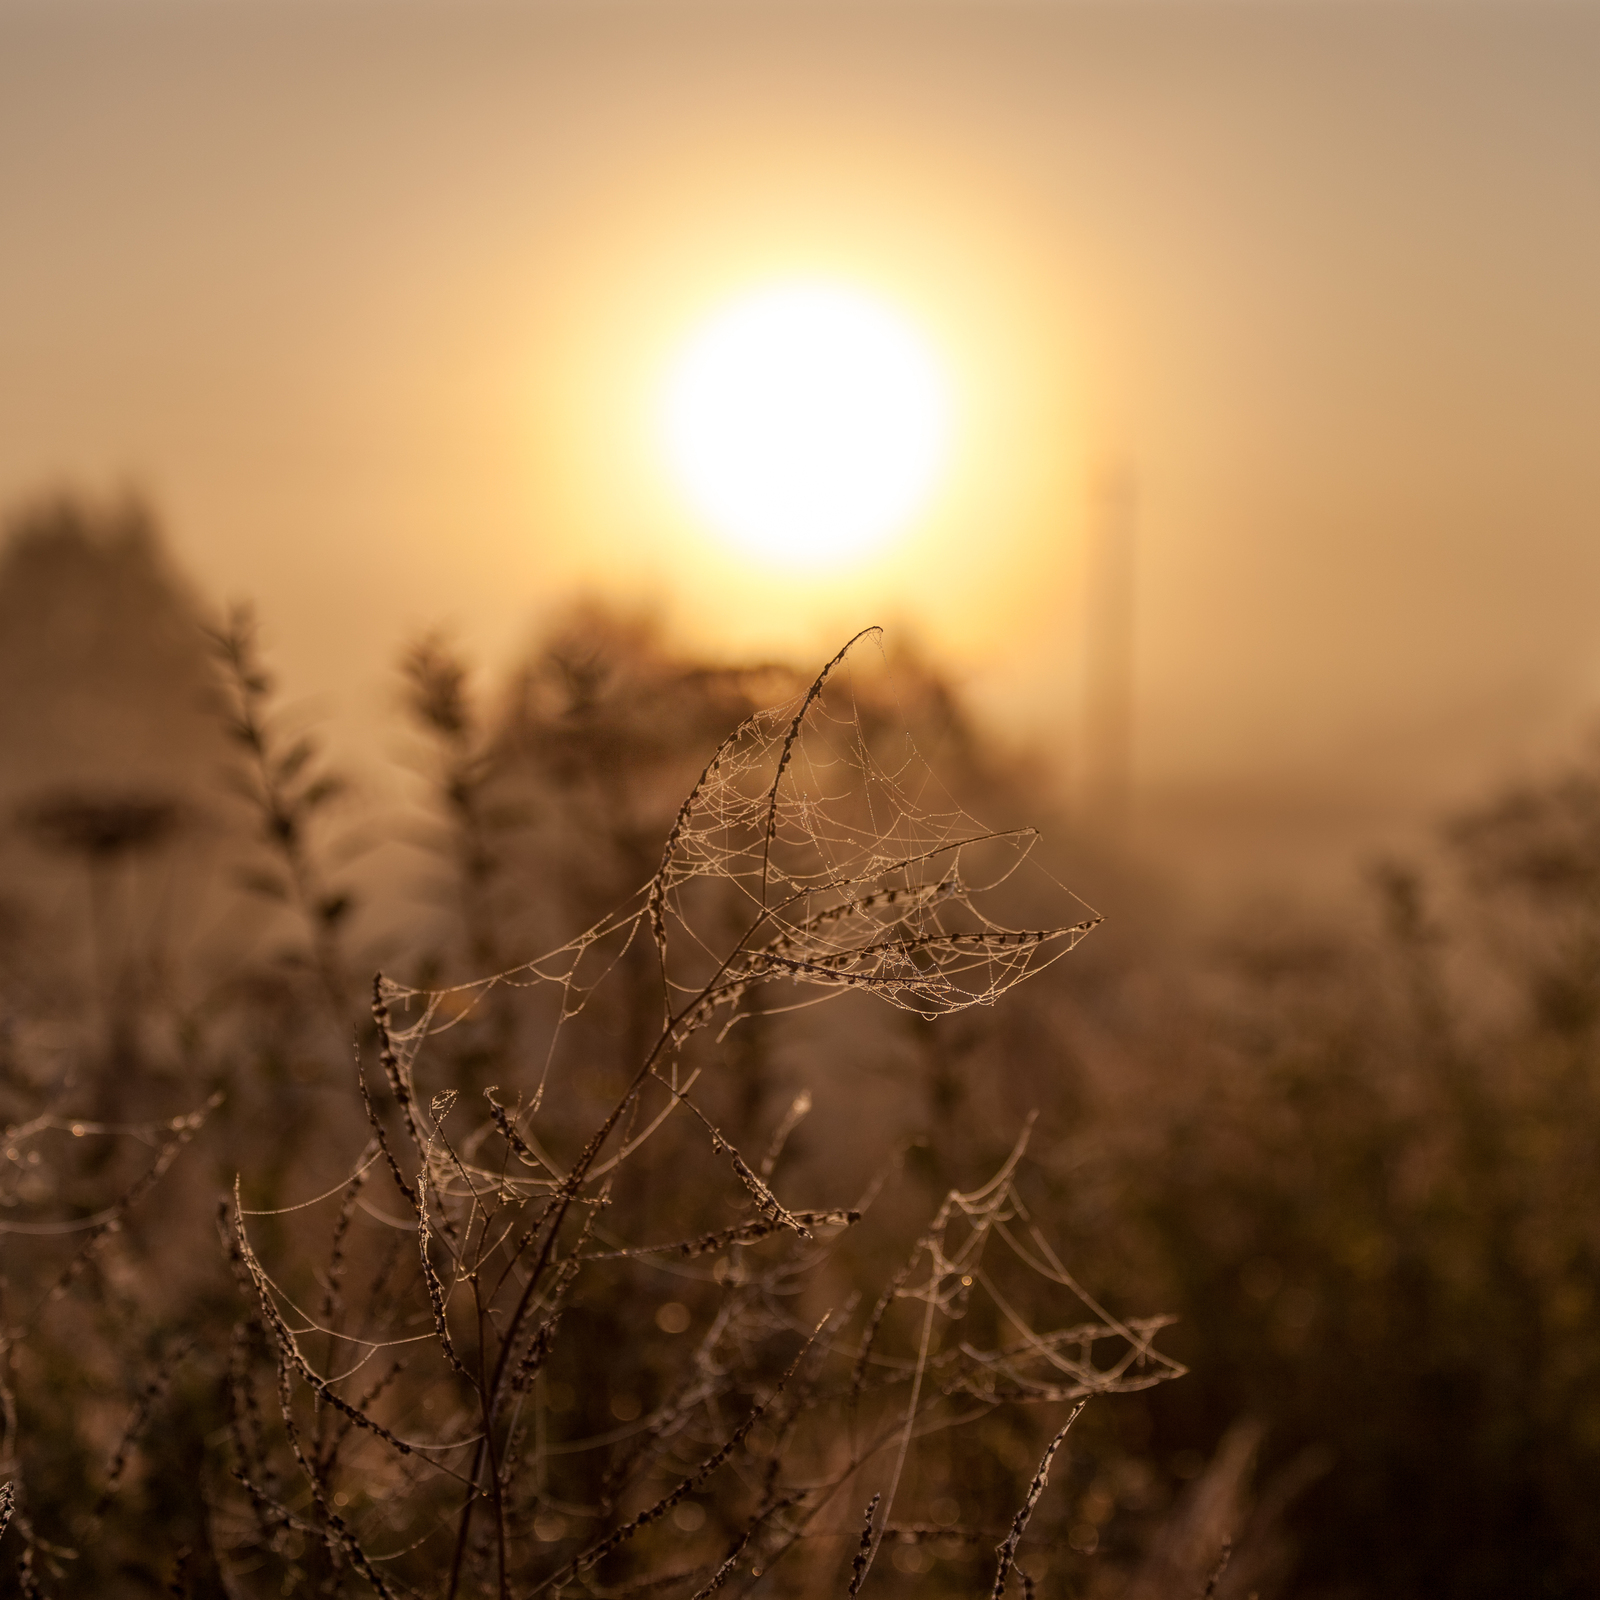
top-left (659, 281), bottom-right (954, 569)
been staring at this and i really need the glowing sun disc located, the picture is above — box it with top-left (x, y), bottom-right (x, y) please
top-left (660, 281), bottom-right (953, 568)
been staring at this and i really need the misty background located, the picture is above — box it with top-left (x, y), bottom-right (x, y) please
top-left (5, 0), bottom-right (1600, 907)
top-left (5, 5), bottom-right (1600, 1597)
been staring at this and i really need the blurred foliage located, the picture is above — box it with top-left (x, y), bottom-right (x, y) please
top-left (0, 511), bottom-right (1596, 1596)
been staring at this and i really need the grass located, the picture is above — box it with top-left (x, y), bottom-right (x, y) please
top-left (3, 539), bottom-right (1600, 1596)
top-left (0, 615), bottom-right (1175, 1598)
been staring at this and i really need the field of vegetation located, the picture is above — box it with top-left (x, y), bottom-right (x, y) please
top-left (1, 504), bottom-right (1596, 1597)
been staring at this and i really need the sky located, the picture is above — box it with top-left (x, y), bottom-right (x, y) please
top-left (4, 0), bottom-right (1600, 880)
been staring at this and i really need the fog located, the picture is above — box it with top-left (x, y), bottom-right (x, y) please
top-left (5, 0), bottom-right (1600, 897)
top-left (5, 7), bottom-right (1600, 1593)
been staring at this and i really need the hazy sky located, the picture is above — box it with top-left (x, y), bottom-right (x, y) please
top-left (4, 0), bottom-right (1599, 826)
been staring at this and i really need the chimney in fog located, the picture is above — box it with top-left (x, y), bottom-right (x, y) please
top-left (1081, 464), bottom-right (1137, 831)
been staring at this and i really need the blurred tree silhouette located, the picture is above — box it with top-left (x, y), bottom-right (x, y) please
top-left (18, 789), bottom-right (186, 1088)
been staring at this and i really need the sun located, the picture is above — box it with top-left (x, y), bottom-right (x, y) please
top-left (659, 280), bottom-right (954, 569)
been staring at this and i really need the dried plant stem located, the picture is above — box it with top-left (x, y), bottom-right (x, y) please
top-left (534, 1328), bottom-right (821, 1596)
top-left (847, 1494), bottom-right (882, 1597)
top-left (760, 627), bottom-right (882, 906)
top-left (1202, 1536), bottom-right (1233, 1598)
top-left (990, 1400), bottom-right (1088, 1599)
top-left (688, 1527), bottom-right (754, 1600)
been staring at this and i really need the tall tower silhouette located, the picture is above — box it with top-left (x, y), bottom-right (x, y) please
top-left (1080, 464), bottom-right (1137, 830)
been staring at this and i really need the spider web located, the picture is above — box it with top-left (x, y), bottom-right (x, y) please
top-left (382, 629), bottom-right (1099, 1074)
top-left (219, 636), bottom-right (1181, 1598)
